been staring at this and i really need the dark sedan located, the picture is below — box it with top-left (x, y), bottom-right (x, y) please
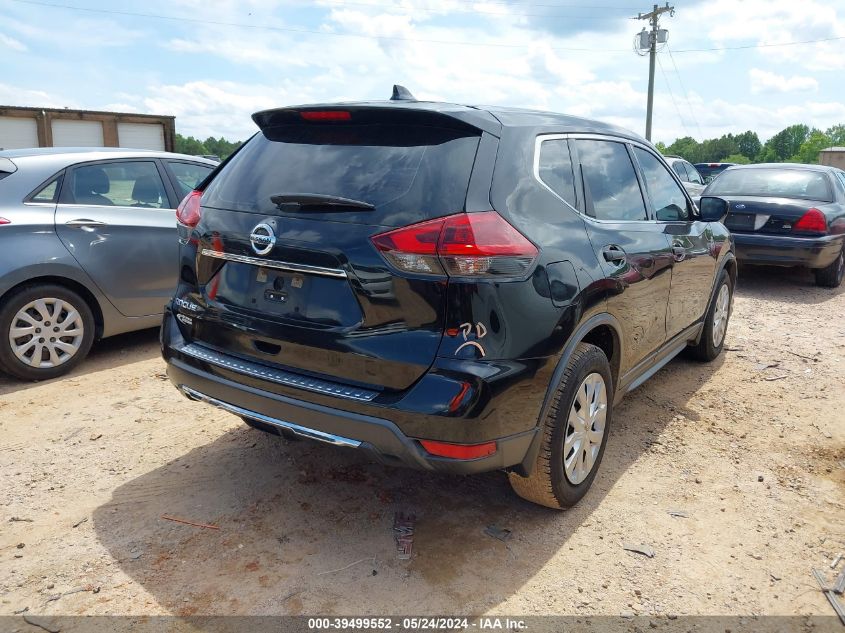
top-left (702, 163), bottom-right (845, 287)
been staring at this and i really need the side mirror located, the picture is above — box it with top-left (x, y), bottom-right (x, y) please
top-left (699, 196), bottom-right (729, 223)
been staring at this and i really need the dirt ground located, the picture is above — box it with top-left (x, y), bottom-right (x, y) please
top-left (1, 264), bottom-right (843, 619)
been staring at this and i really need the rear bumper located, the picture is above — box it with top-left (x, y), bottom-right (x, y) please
top-left (733, 232), bottom-right (843, 268)
top-left (161, 310), bottom-right (540, 474)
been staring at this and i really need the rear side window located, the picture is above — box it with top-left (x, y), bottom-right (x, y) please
top-left (684, 162), bottom-right (702, 184)
top-left (575, 140), bottom-right (647, 221)
top-left (671, 161), bottom-right (687, 181)
top-left (537, 138), bottom-right (577, 209)
top-left (166, 161), bottom-right (214, 199)
top-left (707, 168), bottom-right (833, 202)
top-left (202, 124), bottom-right (480, 227)
top-left (634, 148), bottom-right (690, 221)
top-left (30, 176), bottom-right (62, 203)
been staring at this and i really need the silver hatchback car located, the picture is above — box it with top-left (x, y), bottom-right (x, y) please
top-left (0, 148), bottom-right (216, 380)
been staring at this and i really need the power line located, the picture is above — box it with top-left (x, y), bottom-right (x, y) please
top-left (448, 0), bottom-right (637, 9)
top-left (656, 53), bottom-right (691, 138)
top-left (672, 35), bottom-right (845, 53)
top-left (318, 0), bottom-right (634, 18)
top-left (666, 45), bottom-right (703, 138)
top-left (6, 0), bottom-right (845, 54)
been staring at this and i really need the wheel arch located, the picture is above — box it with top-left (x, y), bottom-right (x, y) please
top-left (514, 312), bottom-right (623, 477)
top-left (1, 275), bottom-right (105, 340)
top-left (692, 251), bottom-right (737, 346)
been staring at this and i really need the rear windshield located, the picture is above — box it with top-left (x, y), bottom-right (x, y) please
top-left (202, 123), bottom-right (480, 226)
top-left (706, 168), bottom-right (833, 202)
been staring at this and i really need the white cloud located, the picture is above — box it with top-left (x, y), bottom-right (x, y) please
top-left (749, 69), bottom-right (818, 94)
top-left (0, 32), bottom-right (27, 52)
top-left (0, 82), bottom-right (76, 109)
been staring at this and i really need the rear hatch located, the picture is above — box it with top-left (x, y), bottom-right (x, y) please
top-left (188, 107), bottom-right (485, 391)
top-left (706, 167), bottom-right (835, 234)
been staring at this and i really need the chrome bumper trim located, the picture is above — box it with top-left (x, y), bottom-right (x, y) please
top-left (179, 386), bottom-right (362, 449)
top-left (179, 343), bottom-right (378, 402)
top-left (200, 249), bottom-right (347, 279)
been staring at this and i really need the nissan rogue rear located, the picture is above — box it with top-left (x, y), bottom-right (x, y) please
top-left (162, 88), bottom-right (735, 509)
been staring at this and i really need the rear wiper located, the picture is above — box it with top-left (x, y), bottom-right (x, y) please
top-left (270, 193), bottom-right (374, 211)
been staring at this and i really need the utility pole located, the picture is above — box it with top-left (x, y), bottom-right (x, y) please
top-left (636, 3), bottom-right (674, 141)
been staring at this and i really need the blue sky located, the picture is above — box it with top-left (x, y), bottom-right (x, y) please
top-left (1, 0), bottom-right (844, 144)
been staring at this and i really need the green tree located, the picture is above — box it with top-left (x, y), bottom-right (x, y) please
top-left (175, 134), bottom-right (209, 156)
top-left (734, 131), bottom-right (761, 160)
top-left (203, 136), bottom-right (242, 160)
top-left (655, 141), bottom-right (668, 153)
top-left (796, 130), bottom-right (832, 164)
top-left (720, 153), bottom-right (751, 165)
top-left (825, 124), bottom-right (845, 146)
top-left (758, 124), bottom-right (811, 162)
top-left (666, 136), bottom-right (701, 162)
top-left (700, 136), bottom-right (739, 163)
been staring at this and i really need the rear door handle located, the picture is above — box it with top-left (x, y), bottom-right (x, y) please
top-left (65, 219), bottom-right (107, 228)
top-left (672, 244), bottom-right (687, 262)
top-left (601, 244), bottom-right (626, 265)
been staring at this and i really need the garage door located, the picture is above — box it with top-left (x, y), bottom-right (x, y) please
top-left (0, 116), bottom-right (39, 150)
top-left (117, 122), bottom-right (165, 151)
top-left (51, 120), bottom-right (104, 147)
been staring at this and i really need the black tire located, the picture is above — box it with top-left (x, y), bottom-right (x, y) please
top-left (508, 343), bottom-right (613, 510)
top-left (0, 284), bottom-right (95, 381)
top-left (814, 246), bottom-right (844, 288)
top-left (688, 270), bottom-right (732, 362)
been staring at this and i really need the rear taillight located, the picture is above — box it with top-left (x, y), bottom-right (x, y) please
top-left (792, 208), bottom-right (827, 234)
top-left (371, 212), bottom-right (538, 278)
top-left (0, 218), bottom-right (10, 225)
top-left (176, 190), bottom-right (202, 228)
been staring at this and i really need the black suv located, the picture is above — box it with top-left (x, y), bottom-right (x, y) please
top-left (162, 90), bottom-right (735, 509)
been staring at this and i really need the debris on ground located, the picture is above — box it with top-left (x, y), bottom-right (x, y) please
top-left (623, 544), bottom-right (655, 558)
top-left (160, 515), bottom-right (220, 530)
top-left (831, 553), bottom-right (843, 569)
top-left (754, 362), bottom-right (779, 371)
top-left (666, 510), bottom-right (688, 518)
top-left (393, 512), bottom-right (416, 560)
top-left (764, 375), bottom-right (788, 382)
top-left (9, 516), bottom-right (33, 523)
top-left (72, 516), bottom-right (88, 528)
top-left (316, 556), bottom-right (374, 576)
top-left (812, 568), bottom-right (845, 625)
top-left (834, 569), bottom-right (845, 595)
top-left (484, 525), bottom-right (512, 542)
top-left (89, 433), bottom-right (102, 441)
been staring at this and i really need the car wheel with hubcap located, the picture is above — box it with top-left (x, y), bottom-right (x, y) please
top-left (0, 284), bottom-right (95, 381)
top-left (814, 246), bottom-right (845, 288)
top-left (689, 269), bottom-right (733, 362)
top-left (509, 342), bottom-right (613, 509)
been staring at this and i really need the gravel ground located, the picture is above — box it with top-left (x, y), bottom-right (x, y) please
top-left (1, 264), bottom-right (843, 618)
